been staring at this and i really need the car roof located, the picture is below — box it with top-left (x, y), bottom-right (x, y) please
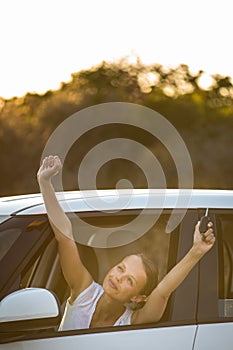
top-left (0, 189), bottom-right (233, 219)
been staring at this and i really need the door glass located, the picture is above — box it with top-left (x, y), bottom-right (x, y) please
top-left (72, 212), bottom-right (175, 284)
top-left (0, 217), bottom-right (50, 300)
top-left (0, 228), bottom-right (22, 260)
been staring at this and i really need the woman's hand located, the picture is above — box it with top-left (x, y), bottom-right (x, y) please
top-left (37, 155), bottom-right (62, 183)
top-left (193, 220), bottom-right (216, 256)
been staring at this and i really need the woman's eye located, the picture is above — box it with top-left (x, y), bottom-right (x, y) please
top-left (117, 265), bottom-right (123, 271)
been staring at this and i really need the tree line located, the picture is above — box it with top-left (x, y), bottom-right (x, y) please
top-left (0, 58), bottom-right (233, 196)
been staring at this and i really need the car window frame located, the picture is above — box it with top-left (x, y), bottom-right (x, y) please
top-left (197, 209), bottom-right (233, 324)
top-left (0, 208), bottom-right (200, 344)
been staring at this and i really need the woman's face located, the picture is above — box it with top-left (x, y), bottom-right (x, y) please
top-left (103, 255), bottom-right (147, 303)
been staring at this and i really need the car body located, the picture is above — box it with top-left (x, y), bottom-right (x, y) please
top-left (0, 189), bottom-right (233, 349)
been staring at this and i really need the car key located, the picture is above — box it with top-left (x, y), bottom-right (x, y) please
top-left (199, 208), bottom-right (211, 234)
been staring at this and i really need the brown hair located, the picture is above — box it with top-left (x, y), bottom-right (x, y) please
top-left (135, 253), bottom-right (158, 296)
top-left (124, 253), bottom-right (158, 310)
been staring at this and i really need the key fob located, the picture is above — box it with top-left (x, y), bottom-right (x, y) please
top-left (199, 215), bottom-right (211, 233)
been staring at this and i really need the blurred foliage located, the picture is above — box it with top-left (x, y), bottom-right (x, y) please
top-left (0, 58), bottom-right (233, 196)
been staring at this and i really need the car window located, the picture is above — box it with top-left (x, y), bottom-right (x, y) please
top-left (0, 216), bottom-right (51, 300)
top-left (29, 212), bottom-right (177, 316)
top-left (217, 214), bottom-right (233, 318)
top-left (72, 211), bottom-right (174, 283)
top-left (46, 211), bottom-right (179, 330)
top-left (0, 228), bottom-right (21, 260)
top-left (0, 210), bottom-right (180, 337)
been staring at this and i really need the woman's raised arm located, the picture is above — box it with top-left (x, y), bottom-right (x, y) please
top-left (132, 221), bottom-right (215, 324)
top-left (37, 155), bottom-right (93, 302)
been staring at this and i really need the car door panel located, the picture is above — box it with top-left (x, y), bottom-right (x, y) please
top-left (0, 325), bottom-right (198, 350)
top-left (193, 323), bottom-right (233, 350)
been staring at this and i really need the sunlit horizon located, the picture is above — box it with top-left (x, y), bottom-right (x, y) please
top-left (1, 0), bottom-right (233, 99)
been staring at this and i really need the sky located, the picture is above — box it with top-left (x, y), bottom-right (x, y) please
top-left (0, 0), bottom-right (233, 99)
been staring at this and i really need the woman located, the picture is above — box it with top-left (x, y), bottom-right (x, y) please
top-left (37, 155), bottom-right (215, 330)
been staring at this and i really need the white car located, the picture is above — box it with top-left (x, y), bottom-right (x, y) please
top-left (0, 189), bottom-right (233, 349)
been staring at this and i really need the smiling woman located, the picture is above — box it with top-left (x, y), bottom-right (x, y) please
top-left (59, 254), bottom-right (153, 330)
top-left (103, 254), bottom-right (157, 306)
top-left (36, 155), bottom-right (216, 331)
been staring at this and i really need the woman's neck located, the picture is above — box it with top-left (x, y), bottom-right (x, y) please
top-left (90, 292), bottom-right (125, 328)
top-left (101, 292), bottom-right (125, 314)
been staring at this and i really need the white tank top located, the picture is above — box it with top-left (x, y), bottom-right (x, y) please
top-left (59, 281), bottom-right (133, 331)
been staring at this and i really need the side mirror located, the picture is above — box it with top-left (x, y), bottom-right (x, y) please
top-left (0, 288), bottom-right (60, 331)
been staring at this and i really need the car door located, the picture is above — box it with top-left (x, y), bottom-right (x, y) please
top-left (194, 209), bottom-right (233, 350)
top-left (0, 209), bottom-right (200, 350)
